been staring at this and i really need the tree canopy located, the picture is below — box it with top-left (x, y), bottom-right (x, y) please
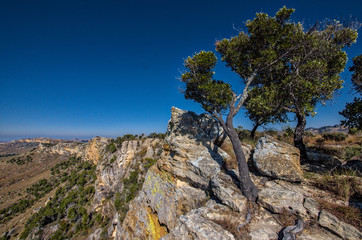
top-left (181, 6), bottom-right (358, 200)
top-left (340, 54), bottom-right (362, 130)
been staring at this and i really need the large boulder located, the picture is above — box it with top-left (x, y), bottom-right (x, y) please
top-left (306, 150), bottom-right (342, 168)
top-left (318, 210), bottom-right (362, 240)
top-left (253, 136), bottom-right (304, 182)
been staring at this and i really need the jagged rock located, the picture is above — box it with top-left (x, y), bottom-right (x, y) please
top-left (161, 209), bottom-right (235, 240)
top-left (210, 173), bottom-right (247, 212)
top-left (318, 210), bottom-right (362, 240)
top-left (248, 208), bottom-right (281, 240)
top-left (306, 150), bottom-right (342, 168)
top-left (253, 136), bottom-right (304, 182)
top-left (163, 107), bottom-right (228, 189)
top-left (143, 169), bottom-right (208, 229)
top-left (298, 228), bottom-right (342, 240)
top-left (303, 198), bottom-right (320, 220)
top-left (258, 181), bottom-right (307, 217)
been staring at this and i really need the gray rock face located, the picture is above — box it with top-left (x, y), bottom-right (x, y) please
top-left (210, 173), bottom-right (247, 212)
top-left (163, 107), bottom-right (227, 189)
top-left (258, 181), bottom-right (307, 217)
top-left (253, 136), bottom-right (304, 182)
top-left (318, 210), bottom-right (362, 240)
top-left (306, 150), bottom-right (342, 168)
top-left (161, 209), bottom-right (235, 240)
top-left (83, 107), bottom-right (359, 240)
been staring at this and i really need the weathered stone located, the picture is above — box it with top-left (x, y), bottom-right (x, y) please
top-left (210, 173), bottom-right (247, 212)
top-left (161, 210), bottom-right (235, 240)
top-left (306, 150), bottom-right (342, 168)
top-left (303, 197), bottom-right (320, 219)
top-left (248, 208), bottom-right (281, 240)
top-left (253, 136), bottom-right (304, 182)
top-left (298, 227), bottom-right (342, 240)
top-left (318, 210), bottom-right (362, 240)
top-left (258, 181), bottom-right (307, 217)
top-left (163, 107), bottom-right (230, 189)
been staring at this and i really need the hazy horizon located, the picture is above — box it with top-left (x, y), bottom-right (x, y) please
top-left (1, 0), bottom-right (361, 141)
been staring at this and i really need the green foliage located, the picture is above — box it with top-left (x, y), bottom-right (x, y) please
top-left (18, 157), bottom-right (97, 239)
top-left (114, 192), bottom-right (122, 211)
top-left (7, 155), bottom-right (32, 165)
top-left (322, 132), bottom-right (348, 142)
top-left (114, 134), bottom-right (138, 146)
top-left (110, 156), bottom-right (116, 164)
top-left (349, 54), bottom-right (362, 93)
top-left (245, 84), bottom-right (289, 131)
top-left (182, 51), bottom-right (233, 113)
top-left (143, 158), bottom-right (157, 169)
top-left (344, 145), bottom-right (362, 160)
top-left (340, 97), bottom-right (362, 130)
top-left (147, 132), bottom-right (166, 139)
top-left (113, 169), bottom-right (144, 223)
top-left (106, 143), bottom-right (117, 153)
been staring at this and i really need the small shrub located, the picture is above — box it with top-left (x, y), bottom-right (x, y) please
top-left (313, 172), bottom-right (360, 201)
top-left (344, 145), bottom-right (362, 160)
top-left (144, 158), bottom-right (157, 169)
top-left (114, 193), bottom-right (122, 211)
top-left (106, 143), bottom-right (117, 153)
top-left (322, 132), bottom-right (347, 142)
top-left (110, 156), bottom-right (116, 164)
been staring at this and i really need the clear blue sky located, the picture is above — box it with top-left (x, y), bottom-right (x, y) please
top-left (1, 0), bottom-right (361, 141)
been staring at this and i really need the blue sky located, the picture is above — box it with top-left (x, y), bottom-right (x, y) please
top-left (1, 0), bottom-right (361, 141)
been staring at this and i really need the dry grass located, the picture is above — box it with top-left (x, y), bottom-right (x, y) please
top-left (212, 215), bottom-right (251, 240)
top-left (312, 171), bottom-right (361, 201)
top-left (275, 207), bottom-right (298, 228)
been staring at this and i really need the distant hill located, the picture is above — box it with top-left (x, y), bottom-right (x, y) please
top-left (305, 124), bottom-right (349, 134)
top-left (11, 137), bottom-right (88, 144)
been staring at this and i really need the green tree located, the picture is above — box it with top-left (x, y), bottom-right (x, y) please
top-left (181, 7), bottom-right (358, 200)
top-left (349, 54), bottom-right (362, 93)
top-left (241, 12), bottom-right (358, 160)
top-left (340, 54), bottom-right (362, 130)
top-left (245, 84), bottom-right (289, 139)
top-left (278, 21), bottom-right (357, 160)
top-left (340, 98), bottom-right (362, 130)
top-left (182, 7), bottom-right (302, 202)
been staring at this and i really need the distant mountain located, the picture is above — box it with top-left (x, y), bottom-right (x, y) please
top-left (305, 124), bottom-right (349, 134)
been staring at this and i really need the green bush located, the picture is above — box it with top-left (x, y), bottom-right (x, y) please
top-left (144, 158), bottom-right (157, 169)
top-left (322, 132), bottom-right (347, 142)
top-left (344, 145), bottom-right (362, 160)
top-left (106, 143), bottom-right (117, 153)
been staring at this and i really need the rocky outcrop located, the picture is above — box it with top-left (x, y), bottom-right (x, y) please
top-left (319, 210), bottom-right (362, 240)
top-left (29, 107), bottom-right (361, 240)
top-left (253, 136), bottom-right (304, 182)
top-left (306, 150), bottom-right (342, 168)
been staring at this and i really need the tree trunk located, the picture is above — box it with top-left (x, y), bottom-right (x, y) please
top-left (250, 122), bottom-right (260, 140)
top-left (294, 112), bottom-right (308, 162)
top-left (225, 124), bottom-right (258, 202)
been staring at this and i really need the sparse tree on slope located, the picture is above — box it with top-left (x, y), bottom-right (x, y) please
top-left (181, 7), bottom-right (302, 202)
top-left (181, 7), bottom-right (358, 201)
top-left (340, 54), bottom-right (362, 130)
top-left (273, 20), bottom-right (358, 161)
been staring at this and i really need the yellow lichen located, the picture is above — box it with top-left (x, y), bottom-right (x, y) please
top-left (147, 207), bottom-right (167, 240)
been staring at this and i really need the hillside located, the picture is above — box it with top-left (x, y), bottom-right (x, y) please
top-left (0, 107), bottom-right (361, 240)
